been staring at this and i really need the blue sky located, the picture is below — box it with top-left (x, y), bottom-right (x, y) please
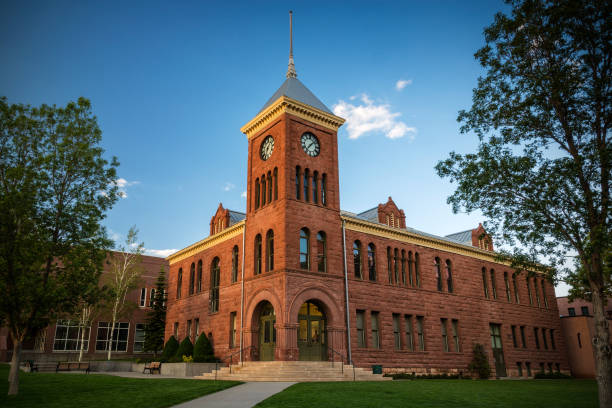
top-left (0, 1), bottom-right (569, 295)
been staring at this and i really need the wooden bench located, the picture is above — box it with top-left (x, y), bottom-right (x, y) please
top-left (143, 361), bottom-right (161, 374)
top-left (56, 361), bottom-right (90, 374)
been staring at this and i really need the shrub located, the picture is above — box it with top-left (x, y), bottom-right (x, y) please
top-left (468, 343), bottom-right (491, 379)
top-left (182, 355), bottom-right (194, 363)
top-left (193, 333), bottom-right (215, 362)
top-left (160, 336), bottom-right (179, 362)
top-left (175, 337), bottom-right (194, 359)
top-left (534, 372), bottom-right (572, 379)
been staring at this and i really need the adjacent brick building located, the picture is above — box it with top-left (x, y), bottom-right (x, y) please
top-left (165, 59), bottom-right (570, 377)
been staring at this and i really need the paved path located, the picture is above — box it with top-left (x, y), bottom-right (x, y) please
top-left (171, 382), bottom-right (295, 408)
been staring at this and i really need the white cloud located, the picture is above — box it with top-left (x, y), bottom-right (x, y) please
top-left (332, 94), bottom-right (417, 140)
top-left (145, 248), bottom-right (178, 258)
top-left (109, 229), bottom-right (121, 243)
top-left (395, 79), bottom-right (413, 91)
top-left (241, 191), bottom-right (247, 199)
top-left (223, 182), bottom-right (235, 192)
top-left (113, 178), bottom-right (140, 199)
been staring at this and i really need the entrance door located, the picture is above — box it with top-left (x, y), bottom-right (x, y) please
top-left (298, 301), bottom-right (327, 361)
top-left (490, 324), bottom-right (507, 377)
top-left (259, 303), bottom-right (275, 361)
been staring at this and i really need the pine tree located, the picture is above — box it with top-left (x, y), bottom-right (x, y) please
top-left (175, 337), bottom-right (194, 360)
top-left (193, 332), bottom-right (215, 362)
top-left (161, 336), bottom-right (179, 362)
top-left (143, 267), bottom-right (167, 357)
top-left (468, 343), bottom-right (491, 379)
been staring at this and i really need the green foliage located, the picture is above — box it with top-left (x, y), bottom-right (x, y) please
top-left (535, 372), bottom-right (573, 380)
top-left (182, 355), bottom-right (193, 363)
top-left (384, 372), bottom-right (467, 380)
top-left (193, 333), bottom-right (216, 362)
top-left (143, 267), bottom-right (167, 356)
top-left (468, 344), bottom-right (491, 379)
top-left (175, 337), bottom-right (194, 359)
top-left (160, 336), bottom-right (179, 362)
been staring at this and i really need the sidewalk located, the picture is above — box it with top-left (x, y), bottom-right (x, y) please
top-left (170, 381), bottom-right (295, 408)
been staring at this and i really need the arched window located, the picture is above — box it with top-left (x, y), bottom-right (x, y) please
top-left (273, 167), bottom-right (278, 200)
top-left (504, 272), bottom-right (511, 302)
top-left (197, 260), bottom-right (202, 292)
top-left (189, 263), bottom-right (195, 295)
top-left (435, 257), bottom-right (442, 291)
top-left (255, 178), bottom-right (260, 209)
top-left (321, 174), bottom-right (327, 206)
top-left (414, 252), bottom-right (421, 287)
top-left (267, 171), bottom-right (272, 204)
top-left (534, 277), bottom-right (541, 307)
top-left (354, 241), bottom-right (363, 279)
top-left (367, 244), bottom-right (376, 281)
top-left (482, 267), bottom-right (489, 298)
top-left (231, 246), bottom-right (238, 283)
top-left (401, 250), bottom-right (406, 286)
top-left (446, 259), bottom-right (453, 293)
top-left (526, 276), bottom-right (533, 304)
top-left (316, 231), bottom-right (326, 272)
top-left (387, 247), bottom-right (393, 284)
top-left (266, 229), bottom-right (274, 272)
top-left (210, 257), bottom-right (220, 313)
top-left (303, 168), bottom-right (310, 202)
top-left (261, 174), bottom-right (266, 206)
top-left (176, 268), bottom-right (182, 299)
top-left (408, 251), bottom-right (414, 286)
top-left (490, 269), bottom-right (497, 299)
top-left (512, 273), bottom-right (520, 303)
top-left (254, 234), bottom-right (262, 275)
top-left (393, 248), bottom-right (399, 284)
top-left (296, 166), bottom-right (301, 200)
top-left (299, 228), bottom-right (310, 269)
top-left (312, 171), bottom-right (318, 204)
top-left (541, 280), bottom-right (549, 308)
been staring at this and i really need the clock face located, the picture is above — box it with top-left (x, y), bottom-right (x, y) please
top-left (260, 136), bottom-right (274, 160)
top-left (301, 132), bottom-right (320, 157)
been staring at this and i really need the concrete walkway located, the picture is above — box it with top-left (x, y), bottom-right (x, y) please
top-left (171, 382), bottom-right (296, 408)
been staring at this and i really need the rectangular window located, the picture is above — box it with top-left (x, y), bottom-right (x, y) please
top-left (451, 319), bottom-right (460, 352)
top-left (550, 329), bottom-right (556, 350)
top-left (527, 277), bottom-right (533, 305)
top-left (371, 312), bottom-right (380, 349)
top-left (482, 269), bottom-right (489, 298)
top-left (534, 327), bottom-right (540, 349)
top-left (540, 362), bottom-right (545, 373)
top-left (581, 306), bottom-right (589, 316)
top-left (568, 307), bottom-right (576, 316)
top-left (416, 316), bottom-right (425, 351)
top-left (194, 318), bottom-right (200, 340)
top-left (230, 312), bottom-right (237, 348)
top-left (520, 326), bottom-right (527, 348)
top-left (149, 288), bottom-right (156, 307)
top-left (53, 320), bottom-right (90, 352)
top-left (490, 270), bottom-right (497, 299)
top-left (133, 323), bottom-right (145, 352)
top-left (542, 328), bottom-right (548, 350)
top-left (95, 322), bottom-right (129, 352)
top-left (490, 324), bottom-right (503, 350)
top-left (356, 310), bottom-right (366, 348)
top-left (441, 318), bottom-right (449, 352)
top-left (392, 314), bottom-right (401, 350)
top-left (173, 322), bottom-right (178, 338)
top-left (187, 320), bottom-right (192, 339)
top-left (139, 288), bottom-right (147, 307)
top-left (405, 315), bottom-right (414, 351)
top-left (526, 362), bottom-right (532, 377)
top-left (517, 362), bottom-right (523, 377)
top-left (511, 325), bottom-right (518, 348)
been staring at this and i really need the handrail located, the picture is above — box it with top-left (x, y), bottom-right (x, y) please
top-left (328, 346), bottom-right (346, 374)
top-left (214, 345), bottom-right (256, 381)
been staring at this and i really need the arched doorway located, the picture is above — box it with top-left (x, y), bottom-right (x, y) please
top-left (259, 302), bottom-right (276, 361)
top-left (298, 301), bottom-right (327, 361)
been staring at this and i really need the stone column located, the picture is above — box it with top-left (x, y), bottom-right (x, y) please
top-left (277, 323), bottom-right (299, 361)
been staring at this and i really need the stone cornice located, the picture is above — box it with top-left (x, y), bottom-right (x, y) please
top-left (240, 96), bottom-right (345, 138)
top-left (166, 221), bottom-right (245, 265)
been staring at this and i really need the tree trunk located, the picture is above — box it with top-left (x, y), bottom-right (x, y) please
top-left (8, 339), bottom-right (22, 396)
top-left (591, 282), bottom-right (612, 408)
top-left (107, 313), bottom-right (117, 361)
top-left (78, 325), bottom-right (85, 363)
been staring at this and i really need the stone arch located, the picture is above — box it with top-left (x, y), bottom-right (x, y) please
top-left (245, 287), bottom-right (283, 329)
top-left (287, 285), bottom-right (342, 327)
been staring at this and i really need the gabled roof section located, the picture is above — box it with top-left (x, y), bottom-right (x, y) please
top-left (445, 229), bottom-right (473, 246)
top-left (259, 77), bottom-right (333, 115)
top-left (228, 210), bottom-right (246, 226)
top-left (356, 207), bottom-right (379, 223)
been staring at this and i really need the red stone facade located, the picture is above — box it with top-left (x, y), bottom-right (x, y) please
top-left (165, 78), bottom-right (569, 377)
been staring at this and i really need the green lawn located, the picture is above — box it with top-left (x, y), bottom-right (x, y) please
top-left (255, 379), bottom-right (599, 408)
top-left (0, 364), bottom-right (240, 408)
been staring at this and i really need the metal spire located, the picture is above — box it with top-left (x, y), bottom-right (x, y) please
top-left (286, 10), bottom-right (297, 78)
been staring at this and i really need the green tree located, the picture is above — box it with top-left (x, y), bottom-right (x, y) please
top-left (468, 344), bottom-right (491, 379)
top-left (0, 97), bottom-right (119, 395)
top-left (161, 336), bottom-right (179, 362)
top-left (193, 333), bottom-right (215, 363)
top-left (435, 0), bottom-right (610, 405)
top-left (175, 337), bottom-right (194, 361)
top-left (144, 267), bottom-right (167, 357)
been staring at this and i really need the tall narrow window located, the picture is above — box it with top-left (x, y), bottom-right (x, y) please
top-left (367, 244), bottom-right (376, 281)
top-left (312, 171), bottom-right (318, 204)
top-left (441, 318), bottom-right (449, 352)
top-left (356, 310), bottom-right (366, 348)
top-left (197, 260), bottom-right (203, 292)
top-left (139, 288), bottom-right (147, 307)
top-left (490, 269), bottom-right (497, 299)
top-left (393, 248), bottom-right (399, 284)
top-left (387, 247), bottom-right (393, 284)
top-left (254, 234), bottom-right (262, 275)
top-left (482, 267), bottom-right (489, 298)
top-left (578, 332), bottom-right (582, 348)
top-left (176, 268), bottom-right (182, 299)
top-left (299, 228), bottom-right (310, 270)
top-left (416, 316), bottom-right (425, 351)
top-left (316, 232), bottom-right (326, 272)
top-left (371, 312), bottom-right (380, 349)
top-left (187, 320), bottom-right (192, 339)
top-left (405, 315), bottom-right (414, 351)
top-left (295, 166), bottom-right (301, 200)
top-left (353, 241), bottom-right (363, 279)
top-left (435, 257), bottom-right (442, 291)
top-left (393, 314), bottom-right (401, 350)
top-left (267, 171), bottom-right (272, 204)
top-left (512, 273), bottom-right (520, 303)
top-left (231, 246), bottom-right (238, 283)
top-left (321, 174), bottom-right (327, 206)
top-left (408, 251), bottom-right (414, 286)
top-left (541, 280), bottom-right (549, 309)
top-left (273, 167), bottom-right (278, 200)
top-left (266, 229), bottom-right (274, 272)
top-left (451, 319), bottom-right (460, 352)
top-left (527, 277), bottom-right (533, 305)
top-left (255, 178), bottom-right (260, 209)
top-left (511, 325), bottom-right (518, 348)
top-left (534, 327), bottom-right (540, 349)
top-left (415, 253), bottom-right (421, 287)
top-left (261, 173), bottom-right (266, 206)
top-left (149, 289), bottom-right (155, 307)
top-left (550, 329), bottom-right (556, 350)
top-left (534, 277), bottom-right (541, 307)
top-left (189, 263), bottom-right (195, 296)
top-left (504, 272), bottom-right (511, 302)
top-left (446, 259), bottom-right (453, 293)
top-left (520, 326), bottom-right (527, 348)
top-left (210, 257), bottom-right (220, 313)
top-left (401, 250), bottom-right (406, 285)
top-left (303, 168), bottom-right (309, 202)
top-left (194, 318), bottom-right (199, 340)
top-left (229, 312), bottom-right (237, 348)
top-left (542, 328), bottom-right (548, 350)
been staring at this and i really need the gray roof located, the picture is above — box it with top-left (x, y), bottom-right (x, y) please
top-left (259, 77), bottom-right (332, 114)
top-left (445, 229), bottom-right (473, 245)
top-left (228, 210), bottom-right (246, 226)
top-left (355, 207), bottom-right (379, 223)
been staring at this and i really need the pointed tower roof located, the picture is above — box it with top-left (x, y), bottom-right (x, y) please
top-left (259, 77), bottom-right (333, 114)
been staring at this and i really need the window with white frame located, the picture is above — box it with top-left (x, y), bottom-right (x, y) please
top-left (96, 322), bottom-right (130, 352)
top-left (133, 323), bottom-right (145, 352)
top-left (139, 288), bottom-right (147, 307)
top-left (53, 320), bottom-right (90, 352)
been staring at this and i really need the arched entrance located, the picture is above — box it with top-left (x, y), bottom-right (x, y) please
top-left (298, 301), bottom-right (327, 361)
top-left (259, 302), bottom-right (276, 361)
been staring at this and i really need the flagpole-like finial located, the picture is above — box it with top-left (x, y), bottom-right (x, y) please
top-left (287, 10), bottom-right (297, 78)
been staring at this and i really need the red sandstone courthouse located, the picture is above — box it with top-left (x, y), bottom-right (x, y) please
top-left (165, 58), bottom-right (569, 377)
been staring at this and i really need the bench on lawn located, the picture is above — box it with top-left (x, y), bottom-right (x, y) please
top-left (56, 361), bottom-right (90, 374)
top-left (143, 361), bottom-right (161, 374)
